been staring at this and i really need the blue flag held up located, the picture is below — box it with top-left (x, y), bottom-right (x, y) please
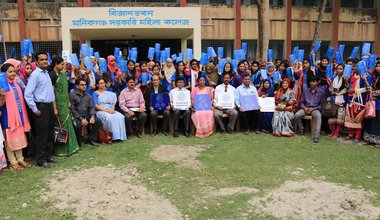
top-left (350, 47), bottom-right (359, 59)
top-left (200, 53), bottom-right (208, 65)
top-left (326, 64), bottom-right (333, 79)
top-left (69, 54), bottom-right (80, 67)
top-left (120, 60), bottom-right (127, 73)
top-left (21, 39), bottom-right (30, 57)
top-left (114, 47), bottom-right (120, 58)
top-left (130, 51), bottom-right (137, 62)
top-left (185, 48), bottom-right (193, 60)
top-left (0, 72), bottom-right (9, 92)
top-left (165, 48), bottom-right (170, 59)
top-left (289, 54), bottom-right (296, 65)
top-left (207, 47), bottom-right (217, 58)
top-left (297, 49), bottom-right (304, 61)
top-left (267, 49), bottom-right (273, 61)
top-left (357, 61), bottom-right (367, 75)
top-left (242, 42), bottom-right (248, 54)
top-left (338, 44), bottom-right (345, 57)
top-left (273, 71), bottom-right (281, 84)
top-left (84, 57), bottom-right (94, 71)
top-left (94, 52), bottom-right (100, 60)
top-left (367, 54), bottom-right (377, 69)
top-left (361, 42), bottom-right (371, 56)
top-left (326, 47), bottom-right (335, 60)
top-left (217, 47), bottom-right (224, 58)
top-left (99, 58), bottom-right (107, 73)
top-left (286, 67), bottom-right (293, 79)
top-left (343, 64), bottom-right (352, 78)
top-left (335, 51), bottom-right (343, 65)
top-left (313, 40), bottom-right (321, 53)
top-left (155, 43), bottom-right (161, 53)
top-left (260, 69), bottom-right (268, 80)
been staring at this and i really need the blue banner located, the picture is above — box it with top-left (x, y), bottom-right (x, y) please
top-left (326, 47), bottom-right (335, 60)
top-left (367, 54), bottom-right (377, 69)
top-left (160, 50), bottom-right (167, 62)
top-left (338, 44), bottom-right (345, 57)
top-left (343, 64), bottom-right (352, 78)
top-left (217, 47), bottom-right (224, 58)
top-left (267, 49), bottom-right (273, 61)
top-left (326, 64), bottom-right (333, 79)
top-left (165, 48), bottom-right (170, 59)
top-left (84, 57), bottom-right (93, 70)
top-left (361, 42), bottom-right (371, 56)
top-left (240, 95), bottom-right (259, 111)
top-left (0, 72), bottom-right (9, 92)
top-left (357, 61), bottom-right (367, 75)
top-left (171, 54), bottom-right (177, 61)
top-left (273, 71), bottom-right (281, 84)
top-left (130, 50), bottom-right (137, 62)
top-left (260, 69), bottom-right (268, 79)
top-left (99, 58), bottom-right (107, 73)
top-left (286, 67), bottom-right (293, 79)
top-left (70, 54), bottom-right (80, 67)
top-left (218, 59), bottom-right (227, 73)
top-left (207, 47), bottom-right (217, 58)
top-left (231, 59), bottom-right (238, 70)
top-left (151, 93), bottom-right (169, 111)
top-left (155, 43), bottom-right (161, 53)
top-left (200, 53), bottom-right (208, 65)
top-left (21, 39), bottom-right (30, 56)
top-left (293, 46), bottom-right (298, 58)
top-left (242, 42), bottom-right (248, 54)
top-left (289, 54), bottom-right (296, 65)
top-left (147, 47), bottom-right (155, 59)
top-left (335, 51), bottom-right (343, 64)
top-left (141, 73), bottom-right (150, 85)
top-left (313, 40), bottom-right (321, 53)
top-left (94, 52), bottom-right (100, 60)
top-left (297, 49), bottom-right (304, 61)
top-left (185, 48), bottom-right (193, 60)
top-left (350, 46), bottom-right (359, 59)
top-left (120, 59), bottom-right (127, 73)
top-left (194, 94), bottom-right (212, 111)
top-left (114, 47), bottom-right (120, 57)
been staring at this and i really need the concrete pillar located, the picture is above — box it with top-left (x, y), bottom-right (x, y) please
top-left (285, 0), bottom-right (292, 59)
top-left (193, 29), bottom-right (201, 60)
top-left (181, 38), bottom-right (188, 55)
top-left (180, 0), bottom-right (186, 7)
top-left (235, 0), bottom-right (241, 49)
top-left (17, 0), bottom-right (26, 41)
top-left (62, 28), bottom-right (72, 53)
top-left (331, 0), bottom-right (340, 49)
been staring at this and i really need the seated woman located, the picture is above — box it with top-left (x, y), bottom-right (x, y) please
top-left (92, 79), bottom-right (127, 141)
top-left (272, 78), bottom-right (296, 137)
top-left (258, 79), bottom-right (275, 133)
top-left (191, 75), bottom-right (215, 137)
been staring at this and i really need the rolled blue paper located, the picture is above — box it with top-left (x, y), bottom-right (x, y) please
top-left (326, 47), bottom-right (335, 60)
top-left (160, 50), bottom-right (167, 62)
top-left (313, 40), bottom-right (321, 53)
top-left (89, 48), bottom-right (94, 56)
top-left (217, 47), bottom-right (224, 58)
top-left (350, 46), bottom-right (359, 58)
top-left (165, 48), bottom-right (170, 59)
top-left (99, 58), bottom-right (107, 73)
top-left (200, 53), bottom-right (208, 65)
top-left (28, 39), bottom-right (34, 55)
top-left (338, 44), bottom-right (345, 57)
top-left (289, 54), bottom-right (296, 65)
top-left (171, 54), bottom-right (177, 61)
top-left (309, 54), bottom-right (315, 67)
top-left (114, 47), bottom-right (120, 57)
top-left (11, 48), bottom-right (16, 59)
top-left (267, 49), bottom-right (273, 60)
top-left (120, 59), bottom-right (127, 73)
top-left (260, 70), bottom-right (268, 79)
top-left (231, 59), bottom-right (238, 70)
top-left (141, 73), bottom-right (149, 85)
top-left (286, 67), bottom-right (293, 79)
top-left (273, 71), bottom-right (281, 84)
top-left (368, 54), bottom-right (377, 69)
top-left (47, 52), bottom-right (51, 65)
top-left (147, 47), bottom-right (155, 59)
top-left (185, 48), bottom-right (193, 60)
top-left (207, 47), bottom-right (217, 58)
top-left (155, 43), bottom-right (161, 53)
top-left (94, 52), bottom-right (100, 60)
top-left (361, 42), bottom-right (371, 56)
top-left (0, 72), bottom-right (9, 92)
top-left (21, 39), bottom-right (30, 56)
top-left (335, 51), bottom-right (343, 64)
top-left (84, 57), bottom-right (93, 71)
top-left (343, 64), bottom-right (352, 78)
top-left (242, 42), bottom-right (248, 54)
top-left (326, 64), bottom-right (333, 79)
top-left (69, 54), bottom-right (80, 67)
top-left (297, 49), bottom-right (304, 61)
top-left (130, 51), bottom-right (137, 62)
top-left (357, 61), bottom-right (367, 75)
top-left (293, 46), bottom-right (299, 58)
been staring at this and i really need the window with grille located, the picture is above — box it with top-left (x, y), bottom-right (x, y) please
top-left (187, 39), bottom-right (234, 58)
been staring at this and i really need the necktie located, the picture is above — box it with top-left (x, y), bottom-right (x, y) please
top-left (225, 85), bottom-right (228, 92)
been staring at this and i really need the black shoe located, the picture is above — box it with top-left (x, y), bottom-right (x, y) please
top-left (184, 131), bottom-right (190, 137)
top-left (298, 130), bottom-right (304, 136)
top-left (47, 157), bottom-right (58, 163)
top-left (173, 132), bottom-right (179, 138)
top-left (38, 162), bottom-right (52, 169)
top-left (227, 128), bottom-right (233, 134)
top-left (151, 131), bottom-right (157, 137)
top-left (87, 140), bottom-right (100, 147)
top-left (163, 131), bottom-right (168, 136)
top-left (314, 137), bottom-right (319, 143)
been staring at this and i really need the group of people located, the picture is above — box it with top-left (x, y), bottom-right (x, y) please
top-left (0, 48), bottom-right (379, 172)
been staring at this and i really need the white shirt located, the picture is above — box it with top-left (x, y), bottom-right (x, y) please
top-left (214, 84), bottom-right (236, 109)
top-left (169, 87), bottom-right (191, 110)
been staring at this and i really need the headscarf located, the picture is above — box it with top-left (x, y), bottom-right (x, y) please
top-left (205, 63), bottom-right (219, 84)
top-left (163, 58), bottom-right (176, 84)
top-left (107, 55), bottom-right (117, 73)
top-left (5, 59), bottom-right (21, 70)
top-left (19, 62), bottom-right (33, 83)
top-left (275, 78), bottom-right (292, 103)
top-left (260, 79), bottom-right (274, 97)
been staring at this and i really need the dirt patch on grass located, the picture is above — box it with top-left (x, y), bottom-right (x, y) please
top-left (42, 165), bottom-right (182, 220)
top-left (208, 187), bottom-right (259, 197)
top-left (248, 179), bottom-right (380, 220)
top-left (150, 145), bottom-right (213, 170)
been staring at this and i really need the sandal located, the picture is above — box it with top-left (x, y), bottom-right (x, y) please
top-left (10, 163), bottom-right (24, 171)
top-left (19, 161), bottom-right (32, 168)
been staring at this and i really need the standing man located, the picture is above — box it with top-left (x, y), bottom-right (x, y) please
top-left (25, 52), bottom-right (56, 168)
top-left (119, 76), bottom-right (147, 138)
top-left (169, 77), bottom-right (191, 137)
top-left (294, 76), bottom-right (325, 143)
top-left (69, 79), bottom-right (101, 147)
top-left (235, 74), bottom-right (261, 134)
top-left (214, 73), bottom-right (238, 133)
top-left (145, 74), bottom-right (170, 136)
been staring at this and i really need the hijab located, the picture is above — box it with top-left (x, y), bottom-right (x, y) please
top-left (260, 79), bottom-right (274, 96)
top-left (275, 78), bottom-right (292, 103)
top-left (205, 63), bottom-right (219, 84)
top-left (107, 55), bottom-right (117, 73)
top-left (5, 59), bottom-right (21, 70)
top-left (163, 58), bottom-right (176, 84)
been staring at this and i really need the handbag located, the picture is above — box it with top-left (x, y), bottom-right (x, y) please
top-left (54, 116), bottom-right (69, 144)
top-left (98, 128), bottom-right (112, 145)
top-left (364, 91), bottom-right (376, 119)
top-left (321, 97), bottom-right (339, 117)
top-left (344, 93), bottom-right (366, 129)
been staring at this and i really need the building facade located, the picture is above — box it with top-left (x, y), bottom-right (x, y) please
top-left (0, 0), bottom-right (379, 61)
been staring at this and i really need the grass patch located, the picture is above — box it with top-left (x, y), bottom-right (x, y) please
top-left (0, 133), bottom-right (379, 219)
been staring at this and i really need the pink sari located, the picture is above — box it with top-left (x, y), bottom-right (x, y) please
top-left (4, 81), bottom-right (31, 151)
top-left (191, 86), bottom-right (215, 137)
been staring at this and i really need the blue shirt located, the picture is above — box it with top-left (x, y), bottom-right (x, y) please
top-left (235, 84), bottom-right (260, 110)
top-left (24, 67), bottom-right (55, 112)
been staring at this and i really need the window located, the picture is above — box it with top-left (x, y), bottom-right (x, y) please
top-left (341, 0), bottom-right (358, 8)
top-left (187, 40), bottom-right (234, 58)
top-left (292, 0), bottom-right (331, 7)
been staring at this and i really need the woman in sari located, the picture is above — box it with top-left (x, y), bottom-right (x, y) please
top-left (191, 75), bottom-right (215, 137)
top-left (258, 79), bottom-right (275, 133)
top-left (0, 63), bottom-right (31, 170)
top-left (272, 78), bottom-right (296, 137)
top-left (364, 61), bottom-right (380, 147)
top-left (92, 79), bottom-right (127, 141)
top-left (50, 56), bottom-right (80, 156)
top-left (328, 64), bottom-right (348, 138)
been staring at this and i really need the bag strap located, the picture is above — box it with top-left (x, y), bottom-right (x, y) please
top-left (55, 115), bottom-right (63, 132)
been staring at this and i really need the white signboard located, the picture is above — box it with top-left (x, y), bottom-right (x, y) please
top-left (173, 91), bottom-right (191, 110)
top-left (258, 97), bottom-right (276, 112)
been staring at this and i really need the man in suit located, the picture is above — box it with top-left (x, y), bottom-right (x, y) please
top-left (145, 74), bottom-right (171, 136)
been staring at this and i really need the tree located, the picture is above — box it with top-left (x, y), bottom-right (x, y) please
top-left (256, 0), bottom-right (270, 62)
top-left (311, 0), bottom-right (328, 52)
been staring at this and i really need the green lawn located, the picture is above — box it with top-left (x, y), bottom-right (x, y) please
top-left (0, 133), bottom-right (379, 219)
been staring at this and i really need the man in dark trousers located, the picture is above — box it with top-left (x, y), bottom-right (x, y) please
top-left (145, 74), bottom-right (171, 136)
top-left (25, 52), bottom-right (56, 168)
top-left (69, 79), bottom-right (101, 147)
